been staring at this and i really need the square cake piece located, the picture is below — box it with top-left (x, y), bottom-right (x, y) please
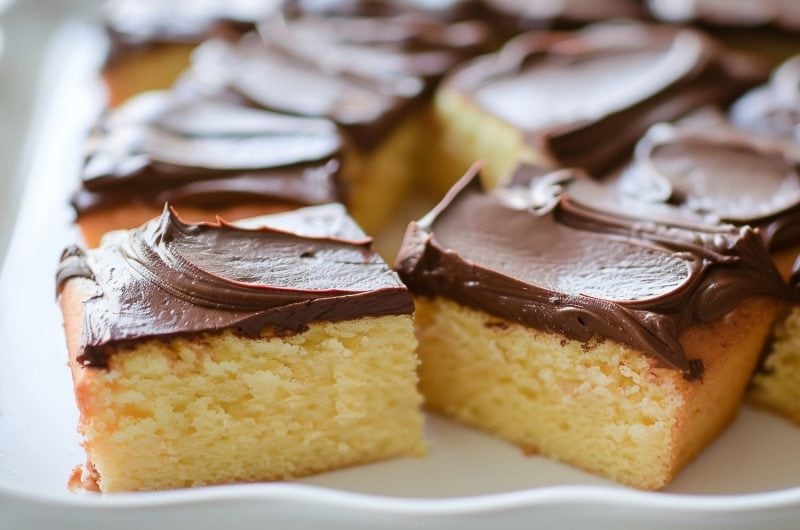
top-left (73, 91), bottom-right (344, 248)
top-left (433, 22), bottom-right (766, 194)
top-left (396, 166), bottom-right (787, 490)
top-left (57, 204), bottom-right (424, 492)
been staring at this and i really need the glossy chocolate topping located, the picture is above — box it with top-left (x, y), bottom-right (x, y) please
top-left (183, 7), bottom-right (492, 150)
top-left (397, 166), bottom-right (787, 378)
top-left (593, 122), bottom-right (800, 251)
top-left (102, 0), bottom-right (280, 64)
top-left (731, 56), bottom-right (800, 142)
top-left (74, 91), bottom-right (343, 215)
top-left (57, 205), bottom-right (413, 368)
top-left (648, 0), bottom-right (800, 30)
top-left (444, 23), bottom-right (767, 175)
top-left (283, 0), bottom-right (484, 21)
top-left (479, 0), bottom-right (644, 33)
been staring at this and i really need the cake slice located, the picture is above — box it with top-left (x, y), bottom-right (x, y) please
top-left (181, 4), bottom-right (492, 230)
top-left (73, 91), bottom-right (343, 247)
top-left (396, 166), bottom-right (787, 489)
top-left (546, 118), bottom-right (800, 426)
top-left (57, 204), bottom-right (424, 492)
top-left (100, 0), bottom-right (279, 105)
top-left (433, 22), bottom-right (766, 194)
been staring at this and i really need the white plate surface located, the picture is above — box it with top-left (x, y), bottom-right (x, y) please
top-left (2, 22), bottom-right (800, 530)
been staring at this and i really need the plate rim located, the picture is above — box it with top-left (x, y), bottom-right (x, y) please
top-left (3, 19), bottom-right (800, 520)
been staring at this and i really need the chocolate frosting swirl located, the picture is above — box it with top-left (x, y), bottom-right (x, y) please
top-left (648, 0), bottom-right (800, 31)
top-left (731, 55), bottom-right (800, 142)
top-left (593, 122), bottom-right (800, 251)
top-left (396, 166), bottom-right (788, 378)
top-left (73, 91), bottom-right (343, 215)
top-left (479, 0), bottom-right (645, 33)
top-left (102, 0), bottom-right (281, 66)
top-left (182, 6), bottom-right (492, 150)
top-left (57, 204), bottom-right (413, 368)
top-left (443, 23), bottom-right (767, 175)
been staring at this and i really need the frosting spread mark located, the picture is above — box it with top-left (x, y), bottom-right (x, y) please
top-left (397, 166), bottom-right (788, 378)
top-left (58, 206), bottom-right (413, 367)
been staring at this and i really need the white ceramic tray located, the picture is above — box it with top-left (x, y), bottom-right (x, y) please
top-left (2, 22), bottom-right (800, 530)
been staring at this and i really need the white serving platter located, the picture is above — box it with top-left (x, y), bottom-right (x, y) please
top-left (2, 22), bottom-right (800, 530)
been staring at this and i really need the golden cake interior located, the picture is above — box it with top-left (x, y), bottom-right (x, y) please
top-left (432, 88), bottom-right (546, 196)
top-left (751, 305), bottom-right (800, 424)
top-left (747, 244), bottom-right (800, 423)
top-left (103, 43), bottom-right (197, 106)
top-left (62, 279), bottom-right (424, 493)
top-left (414, 296), bottom-right (780, 490)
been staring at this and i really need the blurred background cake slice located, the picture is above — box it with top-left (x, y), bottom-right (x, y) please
top-left (731, 54), bottom-right (800, 141)
top-left (73, 90), bottom-right (343, 247)
top-left (57, 204), bottom-right (424, 492)
top-left (433, 22), bottom-right (767, 195)
top-left (101, 0), bottom-right (280, 105)
top-left (181, 2), bottom-right (493, 231)
top-left (647, 0), bottom-right (800, 66)
top-left (396, 166), bottom-right (787, 489)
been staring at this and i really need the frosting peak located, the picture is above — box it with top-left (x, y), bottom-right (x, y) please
top-left (397, 166), bottom-right (788, 378)
top-left (58, 206), bottom-right (413, 367)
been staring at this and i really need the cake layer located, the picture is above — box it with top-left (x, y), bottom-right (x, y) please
top-left (75, 91), bottom-right (343, 217)
top-left (414, 295), bottom-right (778, 489)
top-left (61, 306), bottom-right (423, 492)
top-left (397, 166), bottom-right (787, 378)
top-left (58, 204), bottom-right (413, 368)
top-left (435, 23), bottom-right (767, 187)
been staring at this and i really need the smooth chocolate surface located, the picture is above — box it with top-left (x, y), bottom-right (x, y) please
top-left (577, 122), bottom-right (800, 251)
top-left (183, 6), bottom-right (492, 150)
top-left (397, 167), bottom-right (787, 378)
top-left (648, 0), bottom-right (800, 30)
top-left (283, 0), bottom-right (484, 21)
top-left (74, 91), bottom-right (343, 215)
top-left (479, 0), bottom-right (644, 33)
top-left (731, 56), bottom-right (800, 141)
top-left (102, 0), bottom-right (280, 66)
top-left (443, 23), bottom-right (767, 175)
top-left (57, 205), bottom-right (413, 368)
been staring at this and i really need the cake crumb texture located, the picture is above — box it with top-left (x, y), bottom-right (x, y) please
top-left (751, 306), bottom-right (800, 424)
top-left (70, 315), bottom-right (424, 492)
top-left (414, 296), bottom-right (778, 490)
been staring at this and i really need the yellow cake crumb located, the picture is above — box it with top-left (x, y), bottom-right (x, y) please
top-left (414, 296), bottom-right (778, 490)
top-left (69, 315), bottom-right (424, 492)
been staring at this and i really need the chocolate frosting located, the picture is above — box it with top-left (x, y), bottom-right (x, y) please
top-left (74, 91), bottom-right (343, 215)
top-left (182, 7), bottom-right (492, 150)
top-left (590, 122), bottom-right (800, 251)
top-left (283, 0), bottom-right (485, 22)
top-left (731, 55), bottom-right (800, 142)
top-left (102, 0), bottom-right (281, 67)
top-left (443, 23), bottom-right (767, 176)
top-left (648, 0), bottom-right (800, 31)
top-left (479, 0), bottom-right (645, 33)
top-left (57, 205), bottom-right (413, 368)
top-left (396, 166), bottom-right (788, 378)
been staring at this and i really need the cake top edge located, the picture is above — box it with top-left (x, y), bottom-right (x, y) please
top-left (58, 205), bottom-right (413, 368)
